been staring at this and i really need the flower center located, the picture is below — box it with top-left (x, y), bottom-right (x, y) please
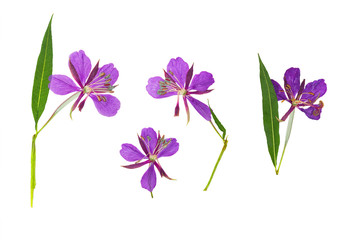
top-left (83, 86), bottom-right (92, 94)
top-left (149, 154), bottom-right (158, 162)
top-left (178, 89), bottom-right (187, 96)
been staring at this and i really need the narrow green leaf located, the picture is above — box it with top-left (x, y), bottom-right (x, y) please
top-left (258, 54), bottom-right (280, 167)
top-left (208, 102), bottom-right (226, 138)
top-left (31, 15), bottom-right (53, 130)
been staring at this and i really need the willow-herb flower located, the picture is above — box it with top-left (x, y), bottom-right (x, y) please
top-left (49, 50), bottom-right (120, 117)
top-left (120, 127), bottom-right (179, 197)
top-left (271, 68), bottom-right (327, 121)
top-left (146, 57), bottom-right (214, 124)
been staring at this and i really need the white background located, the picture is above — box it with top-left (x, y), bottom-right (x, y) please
top-left (0, 0), bottom-right (336, 239)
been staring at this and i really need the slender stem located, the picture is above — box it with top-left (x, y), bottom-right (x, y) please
top-left (276, 110), bottom-right (295, 175)
top-left (210, 120), bottom-right (223, 140)
top-left (204, 138), bottom-right (228, 191)
top-left (150, 192), bottom-right (153, 198)
top-left (30, 92), bottom-right (80, 207)
top-left (37, 92), bottom-right (80, 135)
top-left (31, 133), bottom-right (37, 207)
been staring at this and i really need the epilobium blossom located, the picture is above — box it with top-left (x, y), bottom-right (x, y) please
top-left (271, 68), bottom-right (327, 121)
top-left (146, 57), bottom-right (214, 123)
top-left (120, 127), bottom-right (179, 196)
top-left (49, 50), bottom-right (120, 117)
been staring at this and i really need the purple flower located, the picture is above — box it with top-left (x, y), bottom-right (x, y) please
top-left (271, 68), bottom-right (327, 121)
top-left (49, 50), bottom-right (120, 117)
top-left (146, 57), bottom-right (214, 123)
top-left (120, 127), bottom-right (179, 195)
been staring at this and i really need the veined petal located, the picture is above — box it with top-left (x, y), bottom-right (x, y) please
top-left (69, 50), bottom-right (92, 86)
top-left (146, 77), bottom-right (177, 99)
top-left (157, 138), bottom-right (179, 158)
top-left (301, 79), bottom-right (327, 103)
top-left (49, 75), bottom-right (80, 95)
top-left (299, 105), bottom-right (323, 120)
top-left (120, 143), bottom-right (146, 162)
top-left (90, 94), bottom-right (120, 117)
top-left (271, 79), bottom-right (288, 101)
top-left (91, 63), bottom-right (119, 86)
top-left (186, 96), bottom-right (211, 121)
top-left (284, 68), bottom-right (300, 99)
top-left (167, 57), bottom-right (189, 88)
top-left (122, 160), bottom-right (151, 169)
top-left (189, 71), bottom-right (214, 92)
top-left (141, 163), bottom-right (157, 192)
top-left (141, 128), bottom-right (158, 154)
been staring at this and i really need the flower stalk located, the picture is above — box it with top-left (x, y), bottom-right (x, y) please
top-left (204, 127), bottom-right (228, 191)
top-left (276, 110), bottom-right (295, 175)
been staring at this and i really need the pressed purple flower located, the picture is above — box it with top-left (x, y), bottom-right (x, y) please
top-left (146, 57), bottom-right (214, 123)
top-left (271, 68), bottom-right (327, 121)
top-left (120, 127), bottom-right (179, 195)
top-left (49, 50), bottom-right (120, 117)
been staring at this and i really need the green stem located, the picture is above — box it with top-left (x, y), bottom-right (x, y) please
top-left (203, 138), bottom-right (228, 191)
top-left (31, 133), bottom-right (37, 207)
top-left (150, 192), bottom-right (153, 198)
top-left (30, 92), bottom-right (80, 207)
top-left (276, 110), bottom-right (295, 175)
top-left (210, 120), bottom-right (223, 140)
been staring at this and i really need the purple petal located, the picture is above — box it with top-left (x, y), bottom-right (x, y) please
top-left (154, 162), bottom-right (174, 180)
top-left (189, 71), bottom-right (214, 92)
top-left (186, 96), bottom-right (211, 121)
top-left (48, 75), bottom-right (80, 95)
top-left (185, 63), bottom-right (194, 89)
top-left (90, 94), bottom-right (120, 117)
top-left (271, 79), bottom-right (288, 101)
top-left (284, 68), bottom-right (300, 99)
top-left (120, 143), bottom-right (146, 162)
top-left (157, 138), bottom-right (179, 158)
top-left (141, 128), bottom-right (158, 154)
top-left (300, 79), bottom-right (327, 103)
top-left (122, 160), bottom-right (151, 169)
top-left (85, 60), bottom-right (100, 85)
top-left (146, 76), bottom-right (177, 99)
top-left (299, 105), bottom-right (323, 120)
top-left (141, 163), bottom-right (157, 192)
top-left (91, 63), bottom-right (119, 86)
top-left (167, 57), bottom-right (189, 88)
top-left (69, 50), bottom-right (92, 86)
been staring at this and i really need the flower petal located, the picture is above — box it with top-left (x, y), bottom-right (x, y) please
top-left (189, 71), bottom-right (214, 92)
top-left (284, 67), bottom-right (300, 99)
top-left (299, 105), bottom-right (323, 120)
top-left (141, 163), bottom-right (157, 192)
top-left (146, 77), bottom-right (177, 99)
top-left (186, 96), bottom-right (211, 121)
top-left (120, 143), bottom-right (146, 162)
top-left (301, 79), bottom-right (327, 103)
top-left (91, 63), bottom-right (119, 86)
top-left (122, 160), bottom-right (151, 169)
top-left (167, 57), bottom-right (189, 88)
top-left (48, 75), bottom-right (80, 95)
top-left (141, 128), bottom-right (158, 154)
top-left (69, 50), bottom-right (92, 86)
top-left (271, 79), bottom-right (288, 101)
top-left (90, 94), bottom-right (120, 117)
top-left (158, 138), bottom-right (179, 158)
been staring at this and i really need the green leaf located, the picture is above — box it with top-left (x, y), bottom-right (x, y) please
top-left (258, 54), bottom-right (280, 167)
top-left (31, 15), bottom-right (53, 130)
top-left (208, 102), bottom-right (226, 138)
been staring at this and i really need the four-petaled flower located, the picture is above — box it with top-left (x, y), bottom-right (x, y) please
top-left (49, 50), bottom-right (120, 117)
top-left (271, 68), bottom-right (327, 121)
top-left (120, 127), bottom-right (179, 196)
top-left (146, 57), bottom-right (214, 124)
